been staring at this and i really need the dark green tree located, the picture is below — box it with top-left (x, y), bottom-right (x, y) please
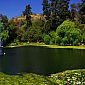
top-left (50, 0), bottom-right (70, 30)
top-left (42, 0), bottom-right (51, 34)
top-left (42, 0), bottom-right (51, 20)
top-left (70, 3), bottom-right (80, 22)
top-left (79, 0), bottom-right (85, 24)
top-left (70, 3), bottom-right (77, 21)
top-left (58, 0), bottom-right (70, 21)
top-left (8, 24), bottom-right (17, 42)
top-left (23, 4), bottom-right (32, 28)
top-left (1, 15), bottom-right (8, 30)
top-left (50, 0), bottom-right (59, 30)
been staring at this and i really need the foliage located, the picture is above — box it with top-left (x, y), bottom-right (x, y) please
top-left (8, 24), bottom-right (17, 43)
top-left (23, 4), bottom-right (32, 28)
top-left (55, 36), bottom-right (62, 45)
top-left (0, 17), bottom-right (9, 46)
top-left (49, 69), bottom-right (85, 85)
top-left (49, 31), bottom-right (56, 45)
top-left (1, 30), bottom-right (9, 43)
top-left (56, 20), bottom-right (81, 45)
top-left (70, 3), bottom-right (80, 22)
top-left (27, 24), bottom-right (43, 42)
top-left (81, 33), bottom-right (85, 43)
top-left (49, 0), bottom-right (70, 30)
top-left (79, 0), bottom-right (85, 24)
top-left (49, 31), bottom-right (56, 38)
top-left (0, 69), bottom-right (85, 85)
top-left (1, 1), bottom-right (85, 46)
top-left (43, 34), bottom-right (51, 44)
top-left (50, 38), bottom-right (56, 45)
top-left (42, 0), bottom-right (50, 20)
top-left (32, 18), bottom-right (45, 33)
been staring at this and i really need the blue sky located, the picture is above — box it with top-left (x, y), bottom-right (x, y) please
top-left (0, 0), bottom-right (81, 19)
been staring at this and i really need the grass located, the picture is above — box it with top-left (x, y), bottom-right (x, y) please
top-left (0, 69), bottom-right (85, 85)
top-left (5, 42), bottom-right (85, 49)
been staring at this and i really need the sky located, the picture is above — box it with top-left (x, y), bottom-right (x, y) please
top-left (0, 0), bottom-right (81, 19)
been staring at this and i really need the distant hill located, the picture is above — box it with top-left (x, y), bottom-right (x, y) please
top-left (11, 14), bottom-right (44, 22)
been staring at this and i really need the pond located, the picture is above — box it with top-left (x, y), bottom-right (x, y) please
top-left (0, 46), bottom-right (85, 75)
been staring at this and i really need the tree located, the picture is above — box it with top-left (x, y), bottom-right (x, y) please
top-left (25, 24), bottom-right (43, 42)
top-left (50, 0), bottom-right (70, 30)
top-left (43, 34), bottom-right (51, 44)
top-left (79, 0), bottom-right (85, 24)
top-left (23, 4), bottom-right (32, 28)
top-left (56, 20), bottom-right (81, 45)
top-left (42, 0), bottom-right (52, 33)
top-left (0, 14), bottom-right (9, 46)
top-left (50, 0), bottom-right (59, 30)
top-left (70, 3), bottom-right (80, 22)
top-left (42, 0), bottom-right (51, 20)
top-left (8, 24), bottom-right (17, 42)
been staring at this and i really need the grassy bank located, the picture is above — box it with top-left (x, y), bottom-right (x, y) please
top-left (0, 69), bottom-right (85, 85)
top-left (5, 42), bottom-right (85, 49)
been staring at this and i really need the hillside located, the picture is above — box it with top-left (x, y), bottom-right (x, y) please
top-left (11, 14), bottom-right (44, 22)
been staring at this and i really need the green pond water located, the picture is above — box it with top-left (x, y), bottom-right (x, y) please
top-left (0, 46), bottom-right (85, 75)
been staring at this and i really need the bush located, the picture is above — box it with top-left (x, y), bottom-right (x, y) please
top-left (49, 31), bottom-right (56, 45)
top-left (44, 35), bottom-right (51, 45)
top-left (49, 31), bottom-right (56, 38)
top-left (55, 36), bottom-right (61, 45)
top-left (22, 24), bottom-right (43, 42)
top-left (56, 20), bottom-right (81, 45)
top-left (81, 33), bottom-right (85, 44)
top-left (50, 38), bottom-right (56, 45)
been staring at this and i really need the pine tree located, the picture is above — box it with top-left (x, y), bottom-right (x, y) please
top-left (23, 4), bottom-right (32, 28)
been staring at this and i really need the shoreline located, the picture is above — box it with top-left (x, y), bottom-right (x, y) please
top-left (3, 42), bottom-right (85, 49)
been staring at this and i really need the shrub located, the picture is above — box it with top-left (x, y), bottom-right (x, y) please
top-left (44, 35), bottom-right (51, 45)
top-left (50, 38), bottom-right (56, 45)
top-left (81, 33), bottom-right (85, 43)
top-left (54, 36), bottom-right (61, 45)
top-left (49, 31), bottom-right (56, 38)
top-left (27, 24), bottom-right (43, 42)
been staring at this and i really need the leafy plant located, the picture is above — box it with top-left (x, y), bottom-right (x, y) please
top-left (56, 20), bottom-right (81, 45)
top-left (43, 34), bottom-right (51, 45)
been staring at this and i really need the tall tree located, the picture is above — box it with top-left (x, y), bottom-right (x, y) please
top-left (50, 0), bottom-right (70, 30)
top-left (79, 0), bottom-right (85, 24)
top-left (70, 3), bottom-right (80, 22)
top-left (42, 0), bottom-right (51, 20)
top-left (58, 0), bottom-right (70, 21)
top-left (50, 0), bottom-right (58, 30)
top-left (42, 0), bottom-right (51, 33)
top-left (23, 4), bottom-right (32, 28)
